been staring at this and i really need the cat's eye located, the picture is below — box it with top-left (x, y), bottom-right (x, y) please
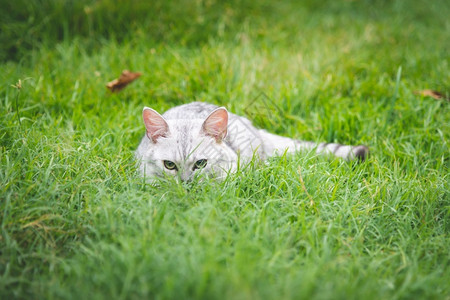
top-left (193, 159), bottom-right (207, 170)
top-left (163, 160), bottom-right (177, 170)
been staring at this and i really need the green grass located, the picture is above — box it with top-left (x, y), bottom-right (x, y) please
top-left (1, 0), bottom-right (449, 299)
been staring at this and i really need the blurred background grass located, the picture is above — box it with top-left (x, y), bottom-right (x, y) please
top-left (1, 0), bottom-right (449, 62)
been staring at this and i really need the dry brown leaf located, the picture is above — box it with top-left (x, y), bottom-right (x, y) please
top-left (106, 70), bottom-right (142, 92)
top-left (414, 89), bottom-right (449, 101)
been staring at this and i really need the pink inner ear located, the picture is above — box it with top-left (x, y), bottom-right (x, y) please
top-left (143, 108), bottom-right (169, 143)
top-left (202, 107), bottom-right (228, 142)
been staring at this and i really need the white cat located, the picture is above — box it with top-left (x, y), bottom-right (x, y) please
top-left (136, 102), bottom-right (368, 182)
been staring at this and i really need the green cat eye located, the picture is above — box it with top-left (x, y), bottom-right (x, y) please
top-left (193, 159), bottom-right (207, 170)
top-left (163, 160), bottom-right (177, 170)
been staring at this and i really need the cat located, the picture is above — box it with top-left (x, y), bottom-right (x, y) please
top-left (135, 102), bottom-right (369, 182)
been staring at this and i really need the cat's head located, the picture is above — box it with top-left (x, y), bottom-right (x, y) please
top-left (138, 106), bottom-right (237, 182)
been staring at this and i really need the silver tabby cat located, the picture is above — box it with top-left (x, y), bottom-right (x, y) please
top-left (136, 102), bottom-right (368, 182)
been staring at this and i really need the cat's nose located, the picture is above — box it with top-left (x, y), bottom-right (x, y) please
top-left (179, 172), bottom-right (192, 183)
top-left (180, 177), bottom-right (191, 183)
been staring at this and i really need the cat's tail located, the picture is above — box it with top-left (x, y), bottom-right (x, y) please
top-left (312, 142), bottom-right (369, 161)
top-left (259, 130), bottom-right (369, 162)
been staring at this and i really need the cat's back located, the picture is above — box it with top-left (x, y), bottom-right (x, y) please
top-left (162, 102), bottom-right (219, 120)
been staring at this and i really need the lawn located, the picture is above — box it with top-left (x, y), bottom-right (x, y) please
top-left (1, 0), bottom-right (449, 299)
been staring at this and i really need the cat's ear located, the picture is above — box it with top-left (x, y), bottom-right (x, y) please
top-left (142, 107), bottom-right (170, 143)
top-left (201, 107), bottom-right (228, 142)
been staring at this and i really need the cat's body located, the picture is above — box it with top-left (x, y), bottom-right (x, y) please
top-left (136, 102), bottom-right (368, 182)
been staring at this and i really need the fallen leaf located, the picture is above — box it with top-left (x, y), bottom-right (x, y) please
top-left (106, 70), bottom-right (142, 92)
top-left (414, 89), bottom-right (449, 101)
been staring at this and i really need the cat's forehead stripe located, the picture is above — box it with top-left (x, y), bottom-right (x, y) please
top-left (180, 125), bottom-right (188, 158)
top-left (175, 123), bottom-right (195, 161)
